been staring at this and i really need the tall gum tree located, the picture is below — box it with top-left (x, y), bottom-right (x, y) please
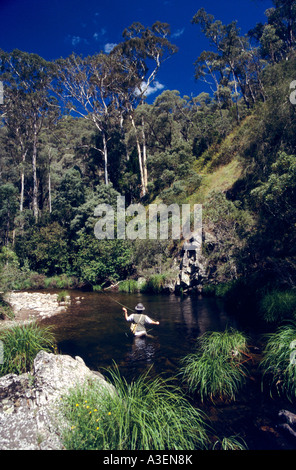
top-left (113, 22), bottom-right (178, 197)
top-left (0, 50), bottom-right (58, 222)
top-left (55, 52), bottom-right (129, 186)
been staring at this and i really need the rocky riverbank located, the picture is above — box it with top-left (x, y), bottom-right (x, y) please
top-left (0, 351), bottom-right (114, 450)
top-left (3, 291), bottom-right (71, 323)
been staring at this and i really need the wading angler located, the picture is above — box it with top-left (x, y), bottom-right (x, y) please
top-left (93, 196), bottom-right (202, 245)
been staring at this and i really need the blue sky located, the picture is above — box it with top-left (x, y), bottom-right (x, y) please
top-left (0, 0), bottom-right (272, 101)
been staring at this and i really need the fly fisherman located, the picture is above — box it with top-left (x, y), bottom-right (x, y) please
top-left (123, 303), bottom-right (160, 338)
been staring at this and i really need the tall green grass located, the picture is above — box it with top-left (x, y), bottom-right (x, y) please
top-left (118, 280), bottom-right (139, 293)
top-left (180, 329), bottom-right (249, 402)
top-left (0, 294), bottom-right (14, 320)
top-left (260, 322), bottom-right (296, 401)
top-left (259, 290), bottom-right (296, 324)
top-left (213, 435), bottom-right (248, 450)
top-left (118, 275), bottom-right (170, 294)
top-left (0, 322), bottom-right (56, 376)
top-left (60, 365), bottom-right (209, 450)
top-left (140, 274), bottom-right (167, 294)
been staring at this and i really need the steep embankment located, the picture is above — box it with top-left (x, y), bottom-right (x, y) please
top-left (189, 115), bottom-right (255, 205)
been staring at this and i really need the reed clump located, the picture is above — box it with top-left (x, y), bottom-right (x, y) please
top-left (180, 328), bottom-right (250, 402)
top-left (259, 290), bottom-right (296, 324)
top-left (0, 322), bottom-right (56, 376)
top-left (260, 322), bottom-right (296, 402)
top-left (60, 365), bottom-right (209, 450)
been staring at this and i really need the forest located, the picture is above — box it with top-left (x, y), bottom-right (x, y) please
top-left (1, 0), bottom-right (296, 321)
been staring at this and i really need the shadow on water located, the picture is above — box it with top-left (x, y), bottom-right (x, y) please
top-left (41, 290), bottom-right (296, 450)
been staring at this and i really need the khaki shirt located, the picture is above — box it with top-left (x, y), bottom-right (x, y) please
top-left (126, 313), bottom-right (154, 335)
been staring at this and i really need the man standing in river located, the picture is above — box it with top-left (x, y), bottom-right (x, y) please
top-left (123, 303), bottom-right (160, 337)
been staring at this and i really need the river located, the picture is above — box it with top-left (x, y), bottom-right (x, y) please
top-left (41, 290), bottom-right (295, 450)
top-left (42, 290), bottom-right (233, 379)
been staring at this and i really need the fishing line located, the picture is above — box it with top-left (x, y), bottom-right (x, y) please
top-left (86, 279), bottom-right (134, 312)
top-left (86, 279), bottom-right (159, 318)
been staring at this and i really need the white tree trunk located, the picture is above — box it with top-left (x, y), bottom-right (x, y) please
top-left (32, 129), bottom-right (38, 222)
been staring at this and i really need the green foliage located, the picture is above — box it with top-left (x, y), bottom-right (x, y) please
top-left (140, 274), bottom-right (167, 294)
top-left (15, 222), bottom-right (69, 276)
top-left (52, 168), bottom-right (85, 226)
top-left (0, 2), bottom-right (295, 301)
top-left (212, 435), bottom-right (248, 450)
top-left (0, 294), bottom-right (14, 320)
top-left (43, 274), bottom-right (78, 289)
top-left (73, 234), bottom-right (133, 285)
top-left (130, 239), bottom-right (177, 278)
top-left (57, 290), bottom-right (69, 302)
top-left (0, 322), bottom-right (56, 376)
top-left (0, 183), bottom-right (18, 247)
top-left (60, 365), bottom-right (209, 450)
top-left (259, 289), bottom-right (296, 323)
top-left (203, 191), bottom-right (254, 284)
top-left (260, 322), bottom-right (296, 401)
top-left (118, 279), bottom-right (139, 293)
top-left (180, 329), bottom-right (249, 402)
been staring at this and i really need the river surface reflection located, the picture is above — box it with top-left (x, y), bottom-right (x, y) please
top-left (43, 291), bottom-right (235, 380)
top-left (41, 290), bottom-right (294, 450)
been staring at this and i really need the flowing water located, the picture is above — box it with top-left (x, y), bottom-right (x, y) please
top-left (41, 290), bottom-right (295, 450)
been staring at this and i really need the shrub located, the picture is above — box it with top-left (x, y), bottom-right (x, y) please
top-left (260, 322), bottom-right (296, 401)
top-left (0, 322), bottom-right (56, 376)
top-left (60, 366), bottom-right (209, 450)
top-left (180, 329), bottom-right (249, 402)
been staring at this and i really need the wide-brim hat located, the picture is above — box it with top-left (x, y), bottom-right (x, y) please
top-left (135, 303), bottom-right (145, 311)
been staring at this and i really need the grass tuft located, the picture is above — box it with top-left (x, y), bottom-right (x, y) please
top-left (180, 328), bottom-right (250, 402)
top-left (0, 322), bottom-right (56, 376)
top-left (259, 290), bottom-right (296, 324)
top-left (260, 322), bottom-right (296, 401)
top-left (60, 365), bottom-right (210, 450)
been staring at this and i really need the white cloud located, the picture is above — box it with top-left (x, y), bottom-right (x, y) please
top-left (104, 43), bottom-right (117, 53)
top-left (172, 28), bottom-right (185, 39)
top-left (65, 35), bottom-right (89, 47)
top-left (135, 80), bottom-right (165, 97)
top-left (93, 28), bottom-right (107, 42)
top-left (71, 36), bottom-right (82, 46)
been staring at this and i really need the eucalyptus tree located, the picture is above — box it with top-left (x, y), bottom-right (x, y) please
top-left (0, 49), bottom-right (58, 221)
top-left (55, 51), bottom-right (130, 186)
top-left (249, 0), bottom-right (296, 63)
top-left (112, 22), bottom-right (177, 196)
top-left (192, 9), bottom-right (265, 116)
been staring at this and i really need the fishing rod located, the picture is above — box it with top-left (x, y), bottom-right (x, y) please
top-left (86, 279), bottom-right (159, 317)
top-left (85, 279), bottom-right (134, 312)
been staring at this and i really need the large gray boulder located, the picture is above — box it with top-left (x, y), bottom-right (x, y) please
top-left (0, 351), bottom-right (114, 450)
